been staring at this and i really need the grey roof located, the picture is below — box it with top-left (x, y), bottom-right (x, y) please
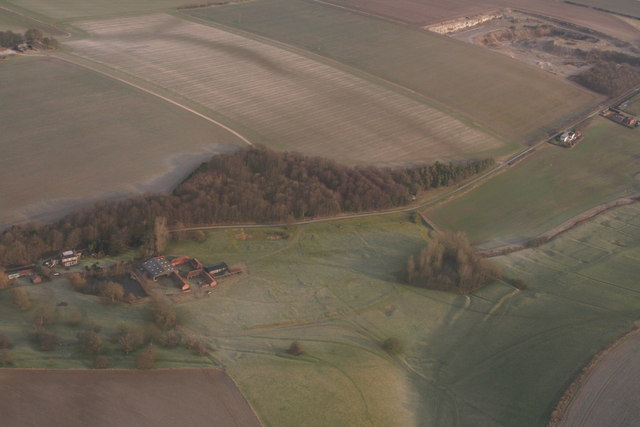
top-left (205, 262), bottom-right (228, 272)
top-left (142, 257), bottom-right (175, 278)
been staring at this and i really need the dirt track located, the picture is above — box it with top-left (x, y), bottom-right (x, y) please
top-left (551, 329), bottom-right (640, 427)
top-left (0, 368), bottom-right (262, 427)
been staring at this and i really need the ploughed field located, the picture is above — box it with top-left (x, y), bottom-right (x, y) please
top-left (0, 56), bottom-right (245, 226)
top-left (66, 13), bottom-right (506, 166)
top-left (0, 368), bottom-right (262, 427)
top-left (188, 0), bottom-right (601, 141)
top-left (556, 331), bottom-right (640, 427)
top-left (428, 117), bottom-right (640, 247)
top-left (318, 0), bottom-right (640, 43)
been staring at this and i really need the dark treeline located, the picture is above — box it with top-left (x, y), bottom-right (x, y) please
top-left (0, 147), bottom-right (494, 266)
top-left (0, 28), bottom-right (58, 50)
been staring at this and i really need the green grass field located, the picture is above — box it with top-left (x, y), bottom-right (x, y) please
top-left (0, 6), bottom-right (64, 33)
top-left (187, 0), bottom-right (601, 141)
top-left (0, 56), bottom-right (245, 226)
top-left (4, 206), bottom-right (640, 426)
top-left (564, 0), bottom-right (640, 18)
top-left (622, 94), bottom-right (640, 116)
top-left (427, 117), bottom-right (640, 247)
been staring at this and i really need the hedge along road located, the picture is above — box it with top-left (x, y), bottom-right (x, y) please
top-left (171, 84), bottom-right (640, 233)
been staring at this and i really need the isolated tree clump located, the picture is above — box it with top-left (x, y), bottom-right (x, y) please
top-left (403, 230), bottom-right (501, 294)
top-left (185, 336), bottom-right (208, 356)
top-left (94, 355), bottom-right (110, 369)
top-left (382, 337), bottom-right (402, 354)
top-left (30, 327), bottom-right (59, 351)
top-left (287, 341), bottom-right (304, 356)
top-left (149, 298), bottom-right (177, 330)
top-left (112, 324), bottom-right (144, 354)
top-left (68, 273), bottom-right (87, 292)
top-left (136, 345), bottom-right (156, 369)
top-left (0, 333), bottom-right (12, 349)
top-left (11, 288), bottom-right (32, 311)
top-left (77, 329), bottom-right (103, 355)
top-left (0, 268), bottom-right (9, 289)
top-left (100, 281), bottom-right (125, 303)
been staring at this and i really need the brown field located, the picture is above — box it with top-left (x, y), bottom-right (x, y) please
top-left (67, 13), bottom-right (505, 166)
top-left (322, 0), bottom-right (640, 42)
top-left (0, 56), bottom-right (246, 227)
top-left (0, 368), bottom-right (262, 427)
top-left (554, 331), bottom-right (640, 427)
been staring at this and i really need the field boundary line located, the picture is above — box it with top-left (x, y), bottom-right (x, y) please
top-left (43, 53), bottom-right (254, 147)
top-left (478, 195), bottom-right (640, 258)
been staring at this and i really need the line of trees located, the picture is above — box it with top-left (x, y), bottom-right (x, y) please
top-left (0, 28), bottom-right (58, 50)
top-left (0, 146), bottom-right (494, 267)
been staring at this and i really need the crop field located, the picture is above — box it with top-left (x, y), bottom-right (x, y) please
top-left (318, 0), bottom-right (640, 42)
top-left (563, 0), bottom-right (640, 19)
top-left (0, 369), bottom-right (261, 427)
top-left (188, 0), bottom-right (601, 141)
top-left (4, 205), bottom-right (640, 426)
top-left (622, 94), bottom-right (640, 116)
top-left (0, 0), bottom-right (192, 20)
top-left (427, 117), bottom-right (640, 247)
top-left (67, 13), bottom-right (508, 167)
top-left (556, 331), bottom-right (640, 427)
top-left (0, 6), bottom-right (66, 34)
top-left (0, 56), bottom-right (245, 227)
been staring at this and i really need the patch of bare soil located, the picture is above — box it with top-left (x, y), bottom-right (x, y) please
top-left (446, 10), bottom-right (640, 78)
top-left (0, 368), bottom-right (262, 427)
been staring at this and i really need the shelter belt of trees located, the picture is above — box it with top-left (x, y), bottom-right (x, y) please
top-left (0, 147), bottom-right (494, 266)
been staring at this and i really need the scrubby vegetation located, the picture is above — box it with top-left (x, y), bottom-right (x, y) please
top-left (402, 230), bottom-right (501, 294)
top-left (0, 147), bottom-right (494, 266)
top-left (0, 28), bottom-right (58, 50)
top-left (572, 62), bottom-right (640, 96)
top-left (287, 341), bottom-right (304, 356)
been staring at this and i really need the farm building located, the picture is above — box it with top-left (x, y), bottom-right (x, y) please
top-left (142, 257), bottom-right (176, 281)
top-left (60, 250), bottom-right (80, 267)
top-left (205, 262), bottom-right (230, 277)
top-left (5, 265), bottom-right (36, 280)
